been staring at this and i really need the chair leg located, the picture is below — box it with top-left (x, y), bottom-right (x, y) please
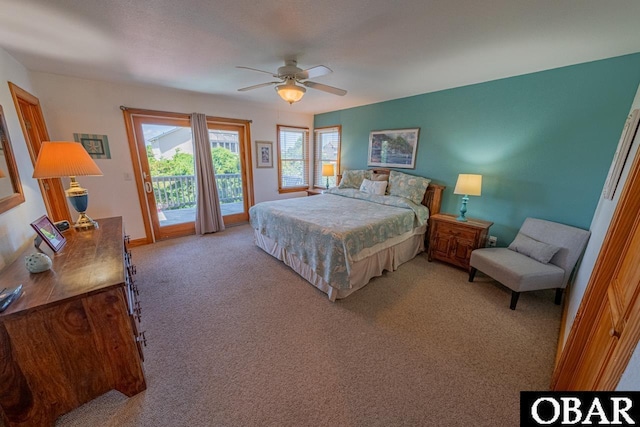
top-left (468, 267), bottom-right (477, 282)
top-left (555, 288), bottom-right (563, 305)
top-left (510, 291), bottom-right (520, 310)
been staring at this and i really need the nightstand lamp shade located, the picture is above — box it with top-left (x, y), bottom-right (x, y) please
top-left (33, 141), bottom-right (103, 229)
top-left (322, 163), bottom-right (335, 189)
top-left (453, 174), bottom-right (482, 222)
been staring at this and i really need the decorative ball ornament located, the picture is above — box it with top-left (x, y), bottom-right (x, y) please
top-left (25, 253), bottom-right (52, 273)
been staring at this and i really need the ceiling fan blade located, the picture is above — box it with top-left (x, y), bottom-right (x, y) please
top-left (302, 81), bottom-right (347, 96)
top-left (236, 66), bottom-right (277, 77)
top-left (237, 82), bottom-right (279, 92)
top-left (296, 65), bottom-right (332, 80)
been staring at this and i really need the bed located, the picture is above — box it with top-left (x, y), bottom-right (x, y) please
top-left (249, 169), bottom-right (444, 301)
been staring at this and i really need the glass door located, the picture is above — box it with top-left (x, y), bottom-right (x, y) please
top-left (129, 113), bottom-right (252, 241)
top-left (133, 116), bottom-right (196, 240)
top-left (207, 123), bottom-right (249, 224)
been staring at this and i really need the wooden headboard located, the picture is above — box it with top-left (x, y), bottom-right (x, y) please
top-left (337, 168), bottom-right (445, 215)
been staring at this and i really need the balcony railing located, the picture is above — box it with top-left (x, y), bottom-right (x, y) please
top-left (152, 174), bottom-right (242, 210)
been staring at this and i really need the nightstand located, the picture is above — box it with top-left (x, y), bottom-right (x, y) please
top-left (306, 188), bottom-right (325, 196)
top-left (427, 213), bottom-right (493, 271)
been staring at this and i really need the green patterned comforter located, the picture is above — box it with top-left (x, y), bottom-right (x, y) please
top-left (249, 188), bottom-right (429, 290)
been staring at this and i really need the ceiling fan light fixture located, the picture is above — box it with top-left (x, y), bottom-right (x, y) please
top-left (276, 82), bottom-right (306, 104)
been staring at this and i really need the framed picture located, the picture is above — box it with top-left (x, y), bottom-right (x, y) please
top-left (256, 141), bottom-right (273, 168)
top-left (30, 215), bottom-right (66, 252)
top-left (73, 133), bottom-right (111, 159)
top-left (367, 128), bottom-right (420, 169)
top-left (602, 109), bottom-right (640, 200)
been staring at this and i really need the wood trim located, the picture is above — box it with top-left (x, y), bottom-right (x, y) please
top-left (122, 109), bottom-right (154, 244)
top-left (128, 238), bottom-right (148, 247)
top-left (244, 121), bottom-right (255, 209)
top-left (552, 133), bottom-right (640, 390)
top-left (8, 82), bottom-right (71, 222)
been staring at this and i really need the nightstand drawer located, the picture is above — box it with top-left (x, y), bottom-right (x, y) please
top-left (433, 221), bottom-right (478, 241)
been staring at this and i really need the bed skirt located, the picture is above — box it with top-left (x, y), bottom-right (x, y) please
top-left (253, 227), bottom-right (426, 301)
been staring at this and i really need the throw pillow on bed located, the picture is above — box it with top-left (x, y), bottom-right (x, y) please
top-left (338, 169), bottom-right (372, 189)
top-left (508, 233), bottom-right (560, 264)
top-left (388, 170), bottom-right (431, 204)
top-left (359, 178), bottom-right (387, 195)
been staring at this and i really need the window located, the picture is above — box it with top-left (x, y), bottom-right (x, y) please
top-left (277, 125), bottom-right (309, 192)
top-left (313, 126), bottom-right (341, 189)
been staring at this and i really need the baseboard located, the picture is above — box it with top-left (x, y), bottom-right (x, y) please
top-left (128, 237), bottom-right (150, 247)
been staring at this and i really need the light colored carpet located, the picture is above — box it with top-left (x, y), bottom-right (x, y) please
top-left (56, 224), bottom-right (561, 427)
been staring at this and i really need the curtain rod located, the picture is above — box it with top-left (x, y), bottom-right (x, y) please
top-left (119, 106), bottom-right (252, 123)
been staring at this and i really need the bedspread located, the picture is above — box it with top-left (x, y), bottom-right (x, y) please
top-left (249, 189), bottom-right (429, 289)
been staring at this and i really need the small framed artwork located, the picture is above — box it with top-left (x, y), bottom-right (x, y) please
top-left (368, 128), bottom-right (420, 169)
top-left (256, 141), bottom-right (273, 168)
top-left (30, 215), bottom-right (66, 252)
top-left (73, 133), bottom-right (111, 159)
top-left (602, 109), bottom-right (640, 200)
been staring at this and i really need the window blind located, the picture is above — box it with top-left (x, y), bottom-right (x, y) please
top-left (278, 125), bottom-right (309, 190)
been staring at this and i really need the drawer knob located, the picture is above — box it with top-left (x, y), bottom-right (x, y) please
top-left (610, 328), bottom-right (620, 339)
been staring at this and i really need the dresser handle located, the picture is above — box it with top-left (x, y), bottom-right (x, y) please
top-left (610, 328), bottom-right (621, 339)
top-left (137, 331), bottom-right (147, 347)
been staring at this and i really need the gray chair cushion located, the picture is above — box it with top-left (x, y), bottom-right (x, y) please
top-left (470, 248), bottom-right (565, 292)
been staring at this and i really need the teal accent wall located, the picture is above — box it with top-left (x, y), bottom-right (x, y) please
top-left (315, 53), bottom-right (640, 246)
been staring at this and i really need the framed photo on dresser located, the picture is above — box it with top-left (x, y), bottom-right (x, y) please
top-left (30, 215), bottom-right (66, 252)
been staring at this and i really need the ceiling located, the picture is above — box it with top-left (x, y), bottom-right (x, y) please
top-left (1, 0), bottom-right (640, 114)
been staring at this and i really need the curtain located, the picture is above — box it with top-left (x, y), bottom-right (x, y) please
top-left (192, 113), bottom-right (225, 234)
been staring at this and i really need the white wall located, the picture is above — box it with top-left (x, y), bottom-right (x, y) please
top-left (0, 48), bottom-right (48, 269)
top-left (562, 84), bottom-right (640, 390)
top-left (29, 72), bottom-right (313, 239)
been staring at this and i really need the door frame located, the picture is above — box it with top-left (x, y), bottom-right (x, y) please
top-left (8, 82), bottom-right (71, 222)
top-left (552, 137), bottom-right (640, 389)
top-left (122, 107), bottom-right (254, 243)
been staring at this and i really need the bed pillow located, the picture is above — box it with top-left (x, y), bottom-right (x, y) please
top-left (508, 233), bottom-right (560, 264)
top-left (388, 170), bottom-right (431, 205)
top-left (338, 170), bottom-right (372, 189)
top-left (370, 173), bottom-right (390, 194)
top-left (359, 178), bottom-right (387, 195)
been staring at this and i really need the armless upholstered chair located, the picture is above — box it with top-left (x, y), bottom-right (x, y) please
top-left (468, 218), bottom-right (590, 310)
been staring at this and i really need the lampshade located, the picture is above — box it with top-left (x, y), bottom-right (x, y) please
top-left (33, 141), bottom-right (103, 179)
top-left (276, 81), bottom-right (306, 104)
top-left (322, 163), bottom-right (335, 177)
top-left (454, 174), bottom-right (482, 196)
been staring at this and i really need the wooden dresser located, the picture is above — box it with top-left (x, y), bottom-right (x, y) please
top-left (428, 213), bottom-right (493, 271)
top-left (0, 217), bottom-right (146, 427)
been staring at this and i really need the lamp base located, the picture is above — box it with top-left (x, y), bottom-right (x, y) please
top-left (74, 213), bottom-right (99, 229)
top-left (457, 195), bottom-right (469, 222)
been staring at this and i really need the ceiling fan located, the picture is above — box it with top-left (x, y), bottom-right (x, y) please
top-left (237, 59), bottom-right (347, 104)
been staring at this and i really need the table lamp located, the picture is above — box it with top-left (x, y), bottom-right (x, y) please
top-left (453, 174), bottom-right (482, 222)
top-left (32, 141), bottom-right (103, 229)
top-left (322, 163), bottom-right (335, 189)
